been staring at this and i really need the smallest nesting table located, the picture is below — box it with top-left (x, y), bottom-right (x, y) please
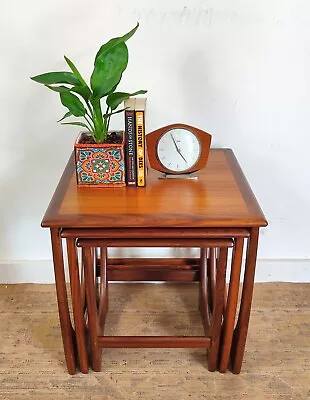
top-left (41, 149), bottom-right (267, 374)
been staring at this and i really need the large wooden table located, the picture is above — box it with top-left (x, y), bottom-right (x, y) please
top-left (42, 149), bottom-right (267, 374)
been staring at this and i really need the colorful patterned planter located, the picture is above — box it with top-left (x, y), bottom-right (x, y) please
top-left (74, 132), bottom-right (126, 187)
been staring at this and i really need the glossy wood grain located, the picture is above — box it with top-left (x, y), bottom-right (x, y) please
top-left (105, 257), bottom-right (202, 281)
top-left (42, 149), bottom-right (267, 229)
top-left (106, 257), bottom-right (201, 268)
top-left (97, 336), bottom-right (211, 348)
top-left (76, 238), bottom-right (234, 248)
top-left (76, 237), bottom-right (232, 282)
top-left (98, 247), bottom-right (108, 333)
top-left (231, 228), bottom-right (260, 374)
top-left (61, 227), bottom-right (251, 239)
top-left (219, 237), bottom-right (244, 373)
top-left (50, 229), bottom-right (76, 375)
top-left (43, 149), bottom-right (267, 375)
top-left (66, 238), bottom-right (89, 373)
top-left (208, 248), bottom-right (216, 313)
top-left (207, 247), bottom-right (228, 371)
top-left (199, 248), bottom-right (210, 332)
top-left (81, 239), bottom-right (231, 371)
top-left (107, 269), bottom-right (200, 282)
top-left (83, 246), bottom-right (102, 372)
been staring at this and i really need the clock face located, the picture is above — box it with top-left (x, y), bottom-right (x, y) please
top-left (157, 128), bottom-right (201, 173)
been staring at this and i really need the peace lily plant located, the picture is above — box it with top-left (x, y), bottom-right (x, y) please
top-left (31, 23), bottom-right (146, 144)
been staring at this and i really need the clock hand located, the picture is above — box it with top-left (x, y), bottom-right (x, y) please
top-left (170, 133), bottom-right (180, 152)
top-left (178, 151), bottom-right (187, 164)
top-left (170, 133), bottom-right (187, 163)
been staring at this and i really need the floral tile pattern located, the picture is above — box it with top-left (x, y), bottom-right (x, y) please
top-left (75, 147), bottom-right (125, 187)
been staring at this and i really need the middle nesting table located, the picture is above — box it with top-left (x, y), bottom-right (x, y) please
top-left (61, 227), bottom-right (249, 373)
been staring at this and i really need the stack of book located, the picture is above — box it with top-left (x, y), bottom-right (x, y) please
top-left (124, 97), bottom-right (147, 187)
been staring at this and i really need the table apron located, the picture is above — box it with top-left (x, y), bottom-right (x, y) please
top-left (61, 227), bottom-right (250, 239)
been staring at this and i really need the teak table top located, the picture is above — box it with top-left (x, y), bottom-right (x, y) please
top-left (41, 149), bottom-right (267, 229)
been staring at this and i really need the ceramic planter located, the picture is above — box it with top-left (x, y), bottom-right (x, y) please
top-left (74, 132), bottom-right (126, 187)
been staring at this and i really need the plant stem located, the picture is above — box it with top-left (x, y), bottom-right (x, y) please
top-left (84, 113), bottom-right (95, 133)
top-left (91, 97), bottom-right (105, 143)
top-left (86, 101), bottom-right (95, 120)
top-left (106, 106), bottom-right (111, 133)
top-left (107, 114), bottom-right (111, 132)
top-left (82, 117), bottom-right (94, 134)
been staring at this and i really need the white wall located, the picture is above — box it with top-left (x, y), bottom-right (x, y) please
top-left (0, 0), bottom-right (309, 282)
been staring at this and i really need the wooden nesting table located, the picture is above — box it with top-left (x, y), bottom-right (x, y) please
top-left (41, 149), bottom-right (267, 375)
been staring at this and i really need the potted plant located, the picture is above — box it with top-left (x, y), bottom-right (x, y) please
top-left (31, 23), bottom-right (146, 187)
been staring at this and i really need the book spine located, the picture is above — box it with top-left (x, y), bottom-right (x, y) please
top-left (124, 109), bottom-right (137, 185)
top-left (135, 109), bottom-right (146, 187)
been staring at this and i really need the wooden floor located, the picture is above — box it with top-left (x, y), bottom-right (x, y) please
top-left (0, 283), bottom-right (309, 400)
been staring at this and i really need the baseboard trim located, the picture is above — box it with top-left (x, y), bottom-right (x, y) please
top-left (0, 259), bottom-right (309, 284)
top-left (253, 259), bottom-right (310, 283)
top-left (0, 260), bottom-right (58, 284)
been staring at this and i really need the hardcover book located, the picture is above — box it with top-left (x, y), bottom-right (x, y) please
top-left (124, 98), bottom-right (137, 185)
top-left (135, 98), bottom-right (147, 187)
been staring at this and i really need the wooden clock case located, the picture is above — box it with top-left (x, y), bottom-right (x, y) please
top-left (146, 123), bottom-right (212, 174)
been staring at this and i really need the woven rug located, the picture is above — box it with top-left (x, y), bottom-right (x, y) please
top-left (0, 283), bottom-right (309, 399)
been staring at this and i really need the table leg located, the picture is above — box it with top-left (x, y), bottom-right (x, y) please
top-left (207, 247), bottom-right (228, 372)
top-left (50, 228), bottom-right (76, 375)
top-left (84, 246), bottom-right (102, 372)
top-left (199, 248), bottom-right (211, 331)
top-left (66, 237), bottom-right (89, 373)
top-left (98, 247), bottom-right (108, 331)
top-left (219, 237), bottom-right (244, 373)
top-left (208, 248), bottom-right (216, 313)
top-left (231, 228), bottom-right (259, 374)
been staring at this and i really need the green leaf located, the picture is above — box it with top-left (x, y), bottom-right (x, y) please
top-left (45, 84), bottom-right (91, 101)
top-left (95, 23), bottom-right (139, 63)
top-left (45, 85), bottom-right (71, 93)
top-left (106, 90), bottom-right (147, 110)
top-left (57, 111), bottom-right (72, 122)
top-left (71, 85), bottom-right (92, 101)
top-left (91, 42), bottom-right (128, 98)
top-left (60, 92), bottom-right (86, 117)
top-left (106, 107), bottom-right (128, 117)
top-left (64, 56), bottom-right (88, 86)
top-left (61, 121), bottom-right (91, 132)
top-left (31, 71), bottom-right (81, 86)
top-left (108, 83), bottom-right (118, 95)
